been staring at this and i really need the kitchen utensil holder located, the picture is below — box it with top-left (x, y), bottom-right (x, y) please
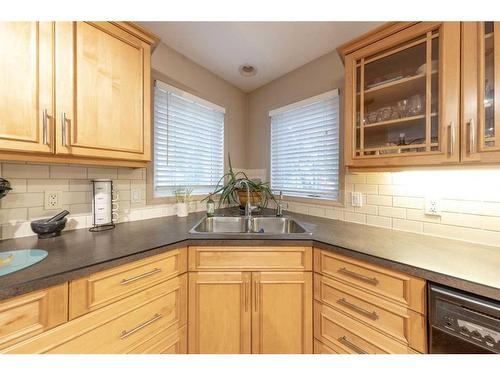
top-left (90, 179), bottom-right (118, 232)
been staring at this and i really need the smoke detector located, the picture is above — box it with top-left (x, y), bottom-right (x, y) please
top-left (239, 64), bottom-right (257, 77)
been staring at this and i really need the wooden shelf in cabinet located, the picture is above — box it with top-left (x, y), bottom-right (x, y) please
top-left (359, 71), bottom-right (437, 106)
top-left (359, 113), bottom-right (437, 130)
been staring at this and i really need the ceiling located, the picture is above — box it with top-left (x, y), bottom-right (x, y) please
top-left (139, 22), bottom-right (383, 92)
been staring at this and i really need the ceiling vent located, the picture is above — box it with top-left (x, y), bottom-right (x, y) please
top-left (239, 64), bottom-right (257, 77)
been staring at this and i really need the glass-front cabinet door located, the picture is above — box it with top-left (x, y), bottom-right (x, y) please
top-left (344, 22), bottom-right (460, 168)
top-left (462, 22), bottom-right (500, 163)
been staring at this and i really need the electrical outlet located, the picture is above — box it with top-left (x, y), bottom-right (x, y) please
top-left (351, 192), bottom-right (363, 207)
top-left (425, 196), bottom-right (442, 216)
top-left (44, 191), bottom-right (62, 210)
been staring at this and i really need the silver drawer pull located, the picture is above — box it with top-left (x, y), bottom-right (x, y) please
top-left (338, 267), bottom-right (379, 285)
top-left (119, 313), bottom-right (162, 339)
top-left (337, 298), bottom-right (379, 321)
top-left (338, 335), bottom-right (368, 354)
top-left (120, 268), bottom-right (162, 285)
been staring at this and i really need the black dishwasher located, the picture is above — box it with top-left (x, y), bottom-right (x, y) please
top-left (429, 283), bottom-right (500, 354)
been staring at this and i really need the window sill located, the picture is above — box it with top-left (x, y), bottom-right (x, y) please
top-left (282, 193), bottom-right (346, 208)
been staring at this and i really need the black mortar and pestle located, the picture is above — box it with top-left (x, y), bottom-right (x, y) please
top-left (31, 210), bottom-right (70, 239)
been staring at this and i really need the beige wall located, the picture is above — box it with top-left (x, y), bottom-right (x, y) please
top-left (246, 50), bottom-right (345, 171)
top-left (151, 42), bottom-right (247, 168)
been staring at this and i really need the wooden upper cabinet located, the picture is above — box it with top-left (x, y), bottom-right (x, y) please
top-left (343, 22), bottom-right (461, 168)
top-left (55, 22), bottom-right (152, 162)
top-left (462, 22), bottom-right (500, 163)
top-left (0, 22), bottom-right (54, 154)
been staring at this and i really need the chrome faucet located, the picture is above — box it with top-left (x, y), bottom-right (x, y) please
top-left (237, 180), bottom-right (256, 232)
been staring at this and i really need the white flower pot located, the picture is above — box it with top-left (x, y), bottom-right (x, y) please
top-left (176, 202), bottom-right (189, 217)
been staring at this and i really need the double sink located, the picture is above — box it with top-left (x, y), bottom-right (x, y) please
top-left (189, 215), bottom-right (311, 235)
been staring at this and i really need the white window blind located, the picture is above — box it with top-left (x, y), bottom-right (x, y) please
top-left (270, 90), bottom-right (340, 200)
top-left (153, 81), bottom-right (225, 197)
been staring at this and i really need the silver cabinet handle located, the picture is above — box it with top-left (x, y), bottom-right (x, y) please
top-left (254, 280), bottom-right (259, 312)
top-left (244, 279), bottom-right (249, 312)
top-left (120, 268), bottom-right (162, 285)
top-left (469, 118), bottom-right (476, 154)
top-left (337, 298), bottom-right (379, 321)
top-left (338, 267), bottom-right (379, 286)
top-left (448, 121), bottom-right (455, 157)
top-left (338, 336), bottom-right (367, 354)
top-left (42, 109), bottom-right (49, 145)
top-left (61, 112), bottom-right (68, 146)
top-left (119, 313), bottom-right (162, 340)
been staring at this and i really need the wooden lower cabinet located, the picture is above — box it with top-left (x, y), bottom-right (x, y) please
top-left (188, 272), bottom-right (251, 354)
top-left (188, 271), bottom-right (313, 354)
top-left (314, 274), bottom-right (427, 352)
top-left (70, 248), bottom-right (187, 319)
top-left (314, 301), bottom-right (417, 354)
top-left (2, 275), bottom-right (187, 354)
top-left (252, 272), bottom-right (312, 354)
top-left (0, 283), bottom-right (68, 350)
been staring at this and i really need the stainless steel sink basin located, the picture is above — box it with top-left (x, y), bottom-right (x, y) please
top-left (189, 216), bottom-right (310, 234)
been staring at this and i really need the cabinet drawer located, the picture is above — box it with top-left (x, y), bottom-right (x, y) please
top-left (314, 301), bottom-right (416, 354)
top-left (188, 246), bottom-right (312, 271)
top-left (314, 339), bottom-right (347, 354)
top-left (314, 274), bottom-right (426, 352)
top-left (70, 248), bottom-right (187, 318)
top-left (314, 249), bottom-right (425, 313)
top-left (4, 275), bottom-right (187, 354)
top-left (0, 283), bottom-right (68, 350)
top-left (128, 324), bottom-right (187, 354)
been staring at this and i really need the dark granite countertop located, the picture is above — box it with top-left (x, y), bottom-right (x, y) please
top-left (0, 209), bottom-right (499, 301)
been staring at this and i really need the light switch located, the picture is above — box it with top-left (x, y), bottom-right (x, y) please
top-left (131, 188), bottom-right (142, 203)
top-left (351, 192), bottom-right (363, 207)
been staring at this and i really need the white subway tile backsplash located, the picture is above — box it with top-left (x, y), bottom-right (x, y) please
top-left (3, 163), bottom-right (49, 179)
top-left (7, 179), bottom-right (27, 194)
top-left (1, 163), bottom-right (500, 248)
top-left (366, 215), bottom-right (392, 228)
top-left (50, 165), bottom-right (87, 179)
top-left (69, 179), bottom-right (92, 192)
top-left (393, 196), bottom-right (424, 209)
top-left (1, 192), bottom-right (44, 209)
top-left (344, 211), bottom-right (366, 224)
top-left (354, 184), bottom-right (378, 194)
top-left (27, 179), bottom-right (69, 193)
top-left (378, 206), bottom-right (405, 219)
top-left (366, 194), bottom-right (393, 206)
top-left (0, 208), bottom-right (27, 223)
top-left (392, 218), bottom-right (423, 233)
top-left (87, 167), bottom-right (118, 179)
top-left (117, 168), bottom-right (144, 180)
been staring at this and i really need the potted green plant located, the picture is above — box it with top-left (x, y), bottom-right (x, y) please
top-left (206, 155), bottom-right (276, 209)
top-left (174, 186), bottom-right (193, 217)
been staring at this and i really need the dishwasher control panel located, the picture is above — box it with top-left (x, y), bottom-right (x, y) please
top-left (430, 284), bottom-right (500, 353)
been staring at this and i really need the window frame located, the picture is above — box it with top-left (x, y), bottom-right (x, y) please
top-left (147, 72), bottom-right (226, 204)
top-left (269, 89), bottom-right (345, 207)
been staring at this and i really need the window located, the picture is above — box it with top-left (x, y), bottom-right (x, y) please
top-left (153, 81), bottom-right (225, 197)
top-left (270, 90), bottom-right (340, 200)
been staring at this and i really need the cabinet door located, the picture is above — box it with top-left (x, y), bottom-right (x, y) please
top-left (344, 22), bottom-right (460, 168)
top-left (462, 22), bottom-right (500, 163)
top-left (0, 22), bottom-right (54, 154)
top-left (188, 272), bottom-right (251, 354)
top-left (251, 271), bottom-right (313, 354)
top-left (55, 22), bottom-right (151, 161)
